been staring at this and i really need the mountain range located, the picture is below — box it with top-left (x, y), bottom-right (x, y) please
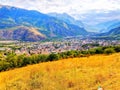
top-left (0, 5), bottom-right (88, 41)
top-left (48, 12), bottom-right (120, 40)
top-left (97, 26), bottom-right (120, 40)
top-left (75, 10), bottom-right (120, 32)
top-left (0, 5), bottom-right (120, 41)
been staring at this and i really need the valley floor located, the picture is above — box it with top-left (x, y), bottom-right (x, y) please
top-left (0, 53), bottom-right (120, 90)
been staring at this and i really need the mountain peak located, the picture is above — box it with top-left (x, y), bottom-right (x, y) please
top-left (48, 12), bottom-right (84, 28)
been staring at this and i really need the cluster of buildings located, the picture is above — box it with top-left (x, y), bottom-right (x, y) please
top-left (14, 39), bottom-right (120, 55)
top-left (0, 39), bottom-right (120, 55)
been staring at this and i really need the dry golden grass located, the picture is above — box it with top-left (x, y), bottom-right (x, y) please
top-left (0, 53), bottom-right (120, 90)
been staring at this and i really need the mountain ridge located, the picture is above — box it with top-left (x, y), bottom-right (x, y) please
top-left (48, 12), bottom-right (84, 28)
top-left (0, 5), bottom-right (88, 41)
top-left (94, 26), bottom-right (120, 40)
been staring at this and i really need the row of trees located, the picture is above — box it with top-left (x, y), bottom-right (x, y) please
top-left (0, 45), bottom-right (120, 72)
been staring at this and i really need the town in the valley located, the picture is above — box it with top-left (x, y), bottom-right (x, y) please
top-left (0, 38), bottom-right (120, 55)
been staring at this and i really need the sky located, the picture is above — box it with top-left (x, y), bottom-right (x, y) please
top-left (0, 0), bottom-right (120, 16)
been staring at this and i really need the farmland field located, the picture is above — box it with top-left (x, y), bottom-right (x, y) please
top-left (0, 53), bottom-right (120, 90)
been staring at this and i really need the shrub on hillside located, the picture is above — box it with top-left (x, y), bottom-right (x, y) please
top-left (104, 48), bottom-right (116, 54)
top-left (114, 46), bottom-right (120, 52)
top-left (0, 61), bottom-right (10, 71)
top-left (94, 47), bottom-right (104, 54)
top-left (47, 53), bottom-right (60, 61)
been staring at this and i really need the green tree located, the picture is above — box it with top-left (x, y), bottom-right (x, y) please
top-left (104, 48), bottom-right (115, 54)
top-left (0, 61), bottom-right (10, 71)
top-left (114, 46), bottom-right (120, 52)
top-left (0, 53), bottom-right (5, 61)
top-left (89, 49), bottom-right (96, 55)
top-left (38, 54), bottom-right (48, 62)
top-left (94, 47), bottom-right (103, 54)
top-left (47, 53), bottom-right (60, 61)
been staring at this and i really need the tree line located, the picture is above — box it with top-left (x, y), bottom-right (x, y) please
top-left (0, 45), bottom-right (120, 72)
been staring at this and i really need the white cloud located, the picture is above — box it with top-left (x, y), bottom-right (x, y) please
top-left (0, 0), bottom-right (120, 15)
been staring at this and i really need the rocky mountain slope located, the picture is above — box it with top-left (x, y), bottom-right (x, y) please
top-left (0, 5), bottom-right (88, 41)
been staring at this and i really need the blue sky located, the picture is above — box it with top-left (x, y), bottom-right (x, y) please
top-left (0, 0), bottom-right (120, 15)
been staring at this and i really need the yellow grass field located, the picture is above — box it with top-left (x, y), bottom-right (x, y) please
top-left (0, 53), bottom-right (120, 90)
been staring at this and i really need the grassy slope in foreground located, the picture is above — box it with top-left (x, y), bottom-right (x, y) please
top-left (0, 53), bottom-right (120, 90)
